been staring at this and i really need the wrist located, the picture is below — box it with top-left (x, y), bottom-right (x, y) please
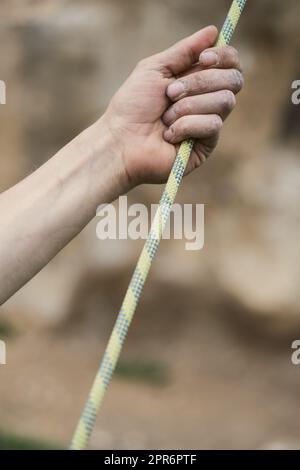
top-left (79, 115), bottom-right (131, 202)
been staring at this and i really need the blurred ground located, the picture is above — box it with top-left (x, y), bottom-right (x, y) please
top-left (1, 0), bottom-right (300, 450)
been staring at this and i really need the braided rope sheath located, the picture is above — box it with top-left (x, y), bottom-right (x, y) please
top-left (70, 0), bottom-right (247, 450)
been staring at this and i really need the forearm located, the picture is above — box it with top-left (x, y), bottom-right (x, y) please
top-left (0, 118), bottom-right (125, 304)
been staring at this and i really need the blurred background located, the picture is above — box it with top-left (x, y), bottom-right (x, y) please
top-left (0, 0), bottom-right (300, 450)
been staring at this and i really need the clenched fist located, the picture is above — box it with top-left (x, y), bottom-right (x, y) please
top-left (103, 26), bottom-right (243, 188)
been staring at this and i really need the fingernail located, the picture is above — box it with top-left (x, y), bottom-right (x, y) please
top-left (199, 50), bottom-right (218, 67)
top-left (167, 81), bottom-right (185, 100)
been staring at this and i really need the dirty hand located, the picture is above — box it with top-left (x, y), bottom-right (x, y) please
top-left (103, 25), bottom-right (243, 189)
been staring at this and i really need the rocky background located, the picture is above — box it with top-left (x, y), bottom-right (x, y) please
top-left (0, 0), bottom-right (300, 450)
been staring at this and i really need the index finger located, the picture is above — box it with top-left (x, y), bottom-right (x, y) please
top-left (199, 45), bottom-right (242, 71)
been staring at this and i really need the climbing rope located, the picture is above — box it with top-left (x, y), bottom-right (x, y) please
top-left (70, 0), bottom-right (247, 450)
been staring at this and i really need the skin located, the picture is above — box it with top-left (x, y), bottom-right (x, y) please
top-left (0, 26), bottom-right (243, 304)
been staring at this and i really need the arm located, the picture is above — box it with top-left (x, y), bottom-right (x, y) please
top-left (0, 26), bottom-right (243, 304)
top-left (0, 121), bottom-right (125, 303)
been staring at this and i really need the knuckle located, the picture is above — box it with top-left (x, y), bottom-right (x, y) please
top-left (221, 90), bottom-right (236, 111)
top-left (196, 73), bottom-right (206, 90)
top-left (210, 115), bottom-right (223, 133)
top-left (178, 98), bottom-right (192, 116)
top-left (190, 73), bottom-right (205, 92)
top-left (231, 69), bottom-right (244, 92)
top-left (227, 46), bottom-right (239, 60)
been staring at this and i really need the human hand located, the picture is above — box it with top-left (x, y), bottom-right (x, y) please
top-left (103, 26), bottom-right (243, 189)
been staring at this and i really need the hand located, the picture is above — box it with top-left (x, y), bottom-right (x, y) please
top-left (103, 26), bottom-right (243, 189)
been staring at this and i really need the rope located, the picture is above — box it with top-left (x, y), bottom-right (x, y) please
top-left (70, 0), bottom-right (247, 450)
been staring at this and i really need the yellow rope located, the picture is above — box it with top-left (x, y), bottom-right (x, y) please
top-left (70, 0), bottom-right (247, 450)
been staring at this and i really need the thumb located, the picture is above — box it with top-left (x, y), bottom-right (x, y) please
top-left (156, 26), bottom-right (218, 76)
